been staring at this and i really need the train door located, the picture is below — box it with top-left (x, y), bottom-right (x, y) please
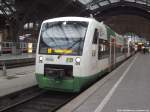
top-left (91, 29), bottom-right (99, 69)
top-left (109, 37), bottom-right (116, 70)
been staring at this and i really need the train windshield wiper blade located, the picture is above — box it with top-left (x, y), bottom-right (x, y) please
top-left (67, 38), bottom-right (82, 49)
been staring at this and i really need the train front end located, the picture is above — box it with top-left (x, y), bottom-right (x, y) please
top-left (35, 18), bottom-right (89, 92)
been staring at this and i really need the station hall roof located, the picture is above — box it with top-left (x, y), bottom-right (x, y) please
top-left (79, 0), bottom-right (150, 10)
top-left (0, 0), bottom-right (150, 41)
top-left (1, 0), bottom-right (150, 20)
top-left (78, 0), bottom-right (150, 16)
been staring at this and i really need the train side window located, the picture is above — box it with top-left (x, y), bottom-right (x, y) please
top-left (98, 39), bottom-right (109, 60)
top-left (2, 43), bottom-right (5, 47)
top-left (98, 39), bottom-right (102, 60)
top-left (92, 29), bottom-right (98, 44)
top-left (6, 43), bottom-right (9, 47)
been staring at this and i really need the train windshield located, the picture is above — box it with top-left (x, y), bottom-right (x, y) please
top-left (39, 21), bottom-right (88, 55)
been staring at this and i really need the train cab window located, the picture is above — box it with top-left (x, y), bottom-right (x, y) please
top-left (39, 21), bottom-right (88, 55)
top-left (92, 29), bottom-right (99, 44)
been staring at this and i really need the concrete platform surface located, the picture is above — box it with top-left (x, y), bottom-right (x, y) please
top-left (57, 53), bottom-right (150, 112)
top-left (0, 65), bottom-right (37, 97)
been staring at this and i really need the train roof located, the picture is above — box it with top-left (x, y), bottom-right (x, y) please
top-left (43, 17), bottom-right (100, 23)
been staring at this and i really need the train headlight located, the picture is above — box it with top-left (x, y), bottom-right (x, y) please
top-left (75, 57), bottom-right (80, 63)
top-left (39, 56), bottom-right (43, 63)
top-left (75, 57), bottom-right (80, 65)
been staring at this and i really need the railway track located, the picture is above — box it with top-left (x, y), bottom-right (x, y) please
top-left (0, 86), bottom-right (77, 112)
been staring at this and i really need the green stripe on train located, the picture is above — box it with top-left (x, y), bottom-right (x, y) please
top-left (35, 70), bottom-right (108, 92)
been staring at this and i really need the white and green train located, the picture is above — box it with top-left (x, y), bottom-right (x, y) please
top-left (35, 17), bottom-right (134, 92)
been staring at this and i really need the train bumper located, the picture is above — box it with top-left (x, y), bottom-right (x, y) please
top-left (35, 73), bottom-right (99, 92)
top-left (35, 73), bottom-right (81, 92)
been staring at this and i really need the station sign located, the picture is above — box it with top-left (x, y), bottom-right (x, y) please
top-left (28, 43), bottom-right (33, 53)
top-left (138, 42), bottom-right (143, 45)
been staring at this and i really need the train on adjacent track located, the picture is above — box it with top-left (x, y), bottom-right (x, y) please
top-left (0, 42), bottom-right (37, 54)
top-left (35, 17), bottom-right (135, 92)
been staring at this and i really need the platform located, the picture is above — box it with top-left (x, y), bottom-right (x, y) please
top-left (0, 53), bottom-right (35, 61)
top-left (0, 53), bottom-right (35, 69)
top-left (57, 53), bottom-right (150, 112)
top-left (0, 65), bottom-right (37, 97)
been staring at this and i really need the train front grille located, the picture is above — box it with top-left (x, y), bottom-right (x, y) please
top-left (44, 64), bottom-right (73, 79)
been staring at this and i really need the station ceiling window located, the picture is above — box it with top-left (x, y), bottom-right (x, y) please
top-left (78, 0), bottom-right (150, 11)
top-left (0, 0), bottom-right (15, 15)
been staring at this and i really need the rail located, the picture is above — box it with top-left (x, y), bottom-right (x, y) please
top-left (0, 86), bottom-right (77, 112)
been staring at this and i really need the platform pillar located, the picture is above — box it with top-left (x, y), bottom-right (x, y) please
top-left (2, 63), bottom-right (7, 77)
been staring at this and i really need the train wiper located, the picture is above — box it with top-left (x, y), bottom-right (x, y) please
top-left (67, 38), bottom-right (82, 49)
top-left (57, 39), bottom-right (82, 58)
